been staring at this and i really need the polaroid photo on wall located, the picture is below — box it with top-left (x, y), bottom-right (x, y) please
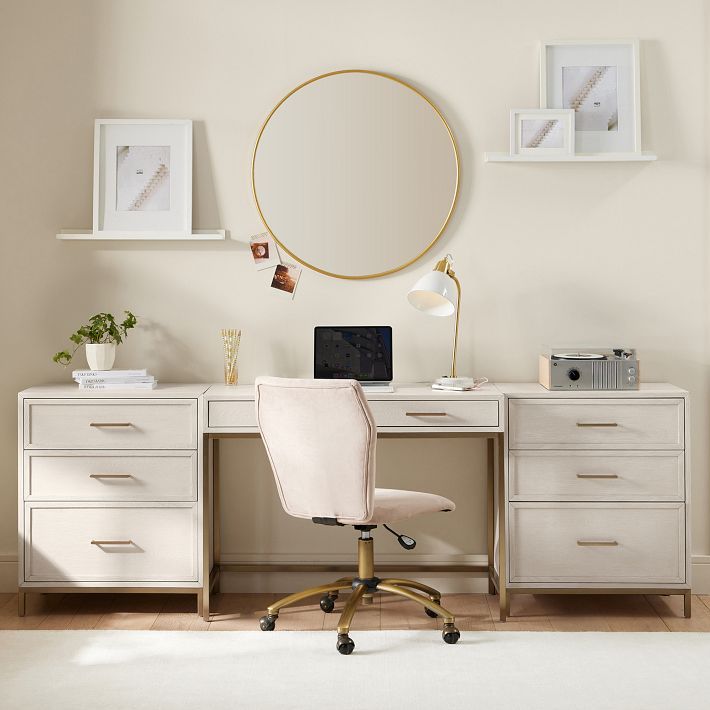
top-left (270, 262), bottom-right (301, 298)
top-left (250, 232), bottom-right (280, 270)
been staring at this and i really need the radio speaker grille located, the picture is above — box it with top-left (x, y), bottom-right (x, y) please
top-left (593, 361), bottom-right (621, 389)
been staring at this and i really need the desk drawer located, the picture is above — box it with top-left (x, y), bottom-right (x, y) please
top-left (24, 451), bottom-right (197, 501)
top-left (25, 400), bottom-right (197, 449)
top-left (208, 397), bottom-right (500, 429)
top-left (509, 502), bottom-right (685, 584)
top-left (208, 400), bottom-right (255, 428)
top-left (509, 451), bottom-right (685, 501)
top-left (25, 504), bottom-right (197, 582)
top-left (508, 399), bottom-right (684, 449)
top-left (367, 400), bottom-right (499, 428)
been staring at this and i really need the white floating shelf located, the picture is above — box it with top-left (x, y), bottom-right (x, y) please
top-left (484, 152), bottom-right (657, 163)
top-left (56, 229), bottom-right (226, 241)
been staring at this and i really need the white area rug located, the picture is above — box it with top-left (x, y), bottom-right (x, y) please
top-left (1, 630), bottom-right (709, 710)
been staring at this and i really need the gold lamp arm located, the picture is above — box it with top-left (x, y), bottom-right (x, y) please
top-left (448, 270), bottom-right (461, 378)
top-left (433, 255), bottom-right (461, 378)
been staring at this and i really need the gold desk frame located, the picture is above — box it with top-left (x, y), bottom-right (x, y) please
top-left (251, 69), bottom-right (460, 280)
top-left (201, 432), bottom-right (505, 622)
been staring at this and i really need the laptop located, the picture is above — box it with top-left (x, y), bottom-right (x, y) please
top-left (314, 326), bottom-right (394, 392)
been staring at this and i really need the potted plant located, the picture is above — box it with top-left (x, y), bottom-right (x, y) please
top-left (53, 311), bottom-right (137, 370)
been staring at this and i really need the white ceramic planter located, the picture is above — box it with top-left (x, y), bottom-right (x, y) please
top-left (85, 343), bottom-right (116, 371)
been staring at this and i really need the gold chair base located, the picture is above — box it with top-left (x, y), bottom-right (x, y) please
top-left (260, 534), bottom-right (460, 651)
top-left (263, 575), bottom-right (456, 632)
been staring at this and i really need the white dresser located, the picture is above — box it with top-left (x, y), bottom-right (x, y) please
top-left (17, 384), bottom-right (208, 615)
top-left (498, 383), bottom-right (691, 620)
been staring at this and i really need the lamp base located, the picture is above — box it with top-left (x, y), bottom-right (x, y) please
top-left (432, 376), bottom-right (477, 391)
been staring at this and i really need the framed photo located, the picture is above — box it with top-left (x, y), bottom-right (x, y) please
top-left (540, 40), bottom-right (641, 154)
top-left (510, 109), bottom-right (574, 157)
top-left (93, 119), bottom-right (192, 236)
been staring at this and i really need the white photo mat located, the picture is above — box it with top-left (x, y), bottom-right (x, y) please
top-left (540, 40), bottom-right (641, 154)
top-left (93, 119), bottom-right (192, 236)
top-left (510, 109), bottom-right (575, 156)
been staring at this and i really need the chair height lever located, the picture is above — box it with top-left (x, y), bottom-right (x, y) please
top-left (383, 524), bottom-right (416, 550)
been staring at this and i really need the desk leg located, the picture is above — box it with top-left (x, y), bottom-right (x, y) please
top-left (497, 433), bottom-right (509, 622)
top-left (487, 438), bottom-right (496, 595)
top-left (213, 438), bottom-right (221, 595)
top-left (202, 435), bottom-right (213, 622)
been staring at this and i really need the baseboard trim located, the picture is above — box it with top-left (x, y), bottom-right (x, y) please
top-left (3, 556), bottom-right (710, 595)
top-left (0, 556), bottom-right (17, 593)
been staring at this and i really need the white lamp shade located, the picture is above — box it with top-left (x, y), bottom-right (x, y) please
top-left (407, 270), bottom-right (456, 316)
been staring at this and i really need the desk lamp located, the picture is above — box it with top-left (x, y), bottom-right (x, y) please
top-left (408, 254), bottom-right (475, 390)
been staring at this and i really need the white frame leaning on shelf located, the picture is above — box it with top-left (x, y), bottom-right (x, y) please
top-left (510, 108), bottom-right (575, 157)
top-left (93, 119), bottom-right (193, 238)
top-left (540, 39), bottom-right (642, 155)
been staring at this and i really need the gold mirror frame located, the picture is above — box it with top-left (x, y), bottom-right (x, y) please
top-left (251, 69), bottom-right (460, 280)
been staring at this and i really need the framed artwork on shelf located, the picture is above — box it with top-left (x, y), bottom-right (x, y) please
top-left (93, 119), bottom-right (192, 237)
top-left (510, 108), bottom-right (575, 157)
top-left (540, 40), bottom-right (641, 155)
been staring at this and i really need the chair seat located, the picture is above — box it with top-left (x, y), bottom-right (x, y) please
top-left (343, 488), bottom-right (456, 525)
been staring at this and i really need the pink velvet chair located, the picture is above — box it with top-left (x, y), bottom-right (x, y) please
top-left (255, 376), bottom-right (460, 654)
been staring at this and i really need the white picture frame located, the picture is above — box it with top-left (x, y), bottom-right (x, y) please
top-left (510, 109), bottom-right (575, 157)
top-left (93, 119), bottom-right (192, 237)
top-left (540, 40), bottom-right (641, 155)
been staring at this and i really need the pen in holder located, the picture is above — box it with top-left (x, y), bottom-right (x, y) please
top-left (220, 329), bottom-right (241, 386)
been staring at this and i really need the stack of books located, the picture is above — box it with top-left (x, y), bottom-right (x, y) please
top-left (72, 369), bottom-right (158, 390)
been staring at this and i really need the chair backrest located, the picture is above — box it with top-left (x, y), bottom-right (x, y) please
top-left (255, 377), bottom-right (376, 524)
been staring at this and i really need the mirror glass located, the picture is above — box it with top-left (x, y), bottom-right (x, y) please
top-left (252, 71), bottom-right (459, 279)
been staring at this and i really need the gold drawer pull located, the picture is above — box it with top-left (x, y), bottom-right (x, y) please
top-left (576, 473), bottom-right (619, 479)
top-left (405, 412), bottom-right (448, 417)
top-left (91, 539), bottom-right (133, 545)
top-left (577, 539), bottom-right (618, 547)
top-left (576, 422), bottom-right (618, 428)
top-left (90, 422), bottom-right (133, 428)
top-left (89, 473), bottom-right (133, 479)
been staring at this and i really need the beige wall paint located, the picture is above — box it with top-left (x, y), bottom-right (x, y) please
top-left (0, 0), bottom-right (707, 589)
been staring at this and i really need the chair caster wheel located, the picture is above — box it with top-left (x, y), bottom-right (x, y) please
top-left (336, 634), bottom-right (355, 655)
top-left (442, 624), bottom-right (460, 644)
top-left (425, 600), bottom-right (441, 618)
top-left (259, 615), bottom-right (277, 631)
top-left (320, 594), bottom-right (336, 613)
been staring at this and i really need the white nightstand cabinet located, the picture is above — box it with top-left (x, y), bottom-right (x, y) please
top-left (17, 385), bottom-right (208, 615)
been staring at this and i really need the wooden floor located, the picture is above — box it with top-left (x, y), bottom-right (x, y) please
top-left (2, 592), bottom-right (710, 632)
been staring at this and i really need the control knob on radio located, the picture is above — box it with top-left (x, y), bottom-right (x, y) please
top-left (567, 368), bottom-right (581, 382)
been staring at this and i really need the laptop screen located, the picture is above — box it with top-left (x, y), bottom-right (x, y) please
top-left (314, 326), bottom-right (393, 382)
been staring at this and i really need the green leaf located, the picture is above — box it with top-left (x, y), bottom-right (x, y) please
top-left (52, 351), bottom-right (72, 365)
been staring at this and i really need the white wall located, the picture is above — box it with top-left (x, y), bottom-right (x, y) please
top-left (0, 0), bottom-right (707, 590)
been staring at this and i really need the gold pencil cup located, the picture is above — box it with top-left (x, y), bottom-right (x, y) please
top-left (220, 329), bottom-right (241, 386)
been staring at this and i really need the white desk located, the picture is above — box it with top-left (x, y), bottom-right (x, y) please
top-left (17, 382), bottom-right (690, 622)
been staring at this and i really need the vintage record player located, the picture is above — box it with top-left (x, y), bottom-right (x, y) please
top-left (539, 346), bottom-right (639, 390)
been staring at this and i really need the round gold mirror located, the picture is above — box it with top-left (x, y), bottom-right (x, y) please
top-left (252, 70), bottom-right (459, 280)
